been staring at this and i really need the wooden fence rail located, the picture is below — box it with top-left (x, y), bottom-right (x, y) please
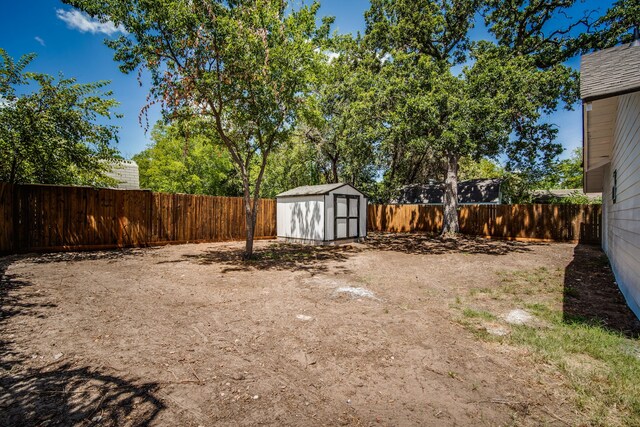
top-left (367, 203), bottom-right (601, 243)
top-left (0, 183), bottom-right (276, 253)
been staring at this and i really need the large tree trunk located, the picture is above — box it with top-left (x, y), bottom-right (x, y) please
top-left (243, 194), bottom-right (256, 259)
top-left (241, 150), bottom-right (269, 260)
top-left (441, 154), bottom-right (459, 236)
top-left (329, 153), bottom-right (339, 183)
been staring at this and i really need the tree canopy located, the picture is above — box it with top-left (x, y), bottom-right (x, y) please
top-left (133, 120), bottom-right (241, 196)
top-left (0, 49), bottom-right (121, 185)
top-left (65, 0), bottom-right (331, 257)
top-left (58, 0), bottom-right (631, 240)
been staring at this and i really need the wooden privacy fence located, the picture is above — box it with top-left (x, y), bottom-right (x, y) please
top-left (0, 183), bottom-right (276, 253)
top-left (367, 203), bottom-right (602, 243)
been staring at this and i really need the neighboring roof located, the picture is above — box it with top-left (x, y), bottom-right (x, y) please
top-left (276, 183), bottom-right (358, 198)
top-left (395, 179), bottom-right (502, 204)
top-left (580, 43), bottom-right (640, 101)
top-left (531, 189), bottom-right (602, 203)
top-left (105, 160), bottom-right (140, 190)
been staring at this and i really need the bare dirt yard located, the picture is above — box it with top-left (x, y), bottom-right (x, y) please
top-left (1, 233), bottom-right (639, 426)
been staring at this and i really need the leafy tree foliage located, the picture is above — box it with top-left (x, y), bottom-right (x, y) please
top-left (259, 133), bottom-right (324, 198)
top-left (133, 121), bottom-right (241, 196)
top-left (458, 157), bottom-right (504, 181)
top-left (0, 49), bottom-right (120, 185)
top-left (554, 148), bottom-right (583, 189)
top-left (65, 0), bottom-right (330, 257)
top-left (300, 34), bottom-right (380, 189)
top-left (362, 0), bottom-right (619, 233)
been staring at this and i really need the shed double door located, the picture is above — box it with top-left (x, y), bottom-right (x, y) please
top-left (334, 195), bottom-right (359, 239)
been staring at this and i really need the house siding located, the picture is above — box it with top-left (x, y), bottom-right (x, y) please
top-left (105, 160), bottom-right (140, 190)
top-left (602, 91), bottom-right (640, 317)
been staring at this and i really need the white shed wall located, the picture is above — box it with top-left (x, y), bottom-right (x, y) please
top-left (276, 195), bottom-right (325, 241)
top-left (602, 91), bottom-right (640, 317)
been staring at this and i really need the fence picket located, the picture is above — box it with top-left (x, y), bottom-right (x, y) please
top-left (367, 203), bottom-right (601, 243)
top-left (0, 183), bottom-right (278, 253)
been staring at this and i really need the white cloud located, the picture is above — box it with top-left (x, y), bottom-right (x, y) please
top-left (380, 52), bottom-right (392, 64)
top-left (326, 51), bottom-right (340, 62)
top-left (56, 9), bottom-right (127, 36)
top-left (314, 47), bottom-right (340, 63)
top-left (34, 36), bottom-right (45, 46)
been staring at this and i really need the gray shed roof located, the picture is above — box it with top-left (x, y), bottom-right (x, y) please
top-left (580, 43), bottom-right (640, 101)
top-left (394, 179), bottom-right (503, 204)
top-left (105, 160), bottom-right (140, 190)
top-left (276, 183), bottom-right (358, 198)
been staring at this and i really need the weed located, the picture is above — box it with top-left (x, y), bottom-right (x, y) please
top-left (462, 308), bottom-right (496, 321)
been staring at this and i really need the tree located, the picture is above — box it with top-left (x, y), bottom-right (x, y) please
top-left (458, 157), bottom-right (504, 180)
top-left (0, 49), bottom-right (121, 185)
top-left (365, 1), bottom-right (515, 234)
top-left (555, 148), bottom-right (583, 189)
top-left (364, 0), bottom-right (609, 234)
top-left (65, 0), bottom-right (330, 257)
top-left (133, 120), bottom-right (241, 195)
top-left (259, 132), bottom-right (324, 198)
top-left (300, 34), bottom-right (380, 189)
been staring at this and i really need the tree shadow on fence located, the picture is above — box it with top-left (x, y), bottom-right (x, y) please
top-left (0, 257), bottom-right (165, 426)
top-left (364, 232), bottom-right (537, 256)
top-left (562, 244), bottom-right (640, 338)
top-left (180, 243), bottom-right (358, 274)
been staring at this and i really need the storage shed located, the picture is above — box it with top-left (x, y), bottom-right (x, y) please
top-left (276, 183), bottom-right (367, 244)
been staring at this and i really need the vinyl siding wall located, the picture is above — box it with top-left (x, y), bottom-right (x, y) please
top-left (602, 91), bottom-right (640, 317)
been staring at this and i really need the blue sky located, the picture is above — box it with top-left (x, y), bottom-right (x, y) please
top-left (0, 0), bottom-right (617, 160)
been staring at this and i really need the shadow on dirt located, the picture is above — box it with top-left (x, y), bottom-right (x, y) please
top-left (22, 247), bottom-right (159, 264)
top-left (563, 244), bottom-right (640, 338)
top-left (181, 243), bottom-right (358, 274)
top-left (364, 232), bottom-right (537, 255)
top-left (0, 257), bottom-right (165, 426)
top-left (0, 364), bottom-right (165, 427)
top-left (0, 257), bottom-right (57, 370)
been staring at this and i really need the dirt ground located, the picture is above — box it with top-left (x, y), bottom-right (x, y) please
top-left (0, 233), bottom-right (635, 426)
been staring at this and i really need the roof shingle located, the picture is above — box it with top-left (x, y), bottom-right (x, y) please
top-left (581, 43), bottom-right (640, 101)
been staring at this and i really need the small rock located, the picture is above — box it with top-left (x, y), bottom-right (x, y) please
top-left (334, 286), bottom-right (377, 300)
top-left (232, 373), bottom-right (245, 381)
top-left (53, 353), bottom-right (63, 360)
top-left (296, 314), bottom-right (313, 321)
top-left (486, 326), bottom-right (509, 336)
top-left (91, 415), bottom-right (102, 422)
top-left (504, 309), bottom-right (534, 325)
top-left (252, 395), bottom-right (259, 400)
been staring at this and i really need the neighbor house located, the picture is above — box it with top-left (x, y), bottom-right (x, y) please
top-left (394, 178), bottom-right (504, 205)
top-left (105, 160), bottom-right (140, 190)
top-left (581, 35), bottom-right (640, 317)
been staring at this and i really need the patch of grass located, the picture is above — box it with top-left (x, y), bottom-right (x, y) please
top-left (468, 287), bottom-right (493, 297)
top-left (510, 320), bottom-right (640, 425)
top-left (495, 267), bottom-right (563, 296)
top-left (462, 308), bottom-right (496, 321)
top-left (462, 267), bottom-right (640, 425)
